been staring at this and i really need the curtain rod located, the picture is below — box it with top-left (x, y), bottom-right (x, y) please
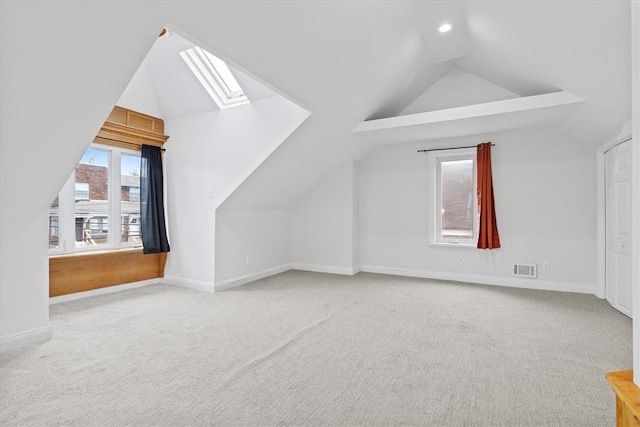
top-left (98, 137), bottom-right (166, 152)
top-left (417, 143), bottom-right (494, 153)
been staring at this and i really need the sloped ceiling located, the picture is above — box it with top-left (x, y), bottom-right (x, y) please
top-left (216, 0), bottom-right (630, 210)
top-left (400, 68), bottom-right (519, 115)
top-left (1, 1), bottom-right (631, 213)
top-left (135, 32), bottom-right (279, 120)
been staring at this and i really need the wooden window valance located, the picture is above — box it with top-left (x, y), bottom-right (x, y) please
top-left (94, 106), bottom-right (169, 150)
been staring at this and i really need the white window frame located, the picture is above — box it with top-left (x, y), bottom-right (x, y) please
top-left (180, 46), bottom-right (249, 109)
top-left (428, 148), bottom-right (478, 247)
top-left (49, 143), bottom-right (142, 255)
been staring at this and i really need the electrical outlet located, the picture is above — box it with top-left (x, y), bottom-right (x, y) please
top-left (246, 257), bottom-right (251, 266)
top-left (543, 262), bottom-right (550, 271)
top-left (457, 256), bottom-right (464, 265)
top-left (186, 260), bottom-right (193, 270)
top-left (387, 251), bottom-right (394, 259)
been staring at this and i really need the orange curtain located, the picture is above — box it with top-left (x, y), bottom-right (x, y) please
top-left (477, 142), bottom-right (501, 249)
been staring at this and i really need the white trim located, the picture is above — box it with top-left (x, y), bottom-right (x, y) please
top-left (632, 0), bottom-right (640, 384)
top-left (428, 242), bottom-right (477, 249)
top-left (1, 326), bottom-right (52, 353)
top-left (596, 123), bottom-right (632, 299)
top-left (50, 142), bottom-right (142, 256)
top-left (49, 278), bottom-right (159, 304)
top-left (358, 265), bottom-right (596, 295)
top-left (290, 263), bottom-right (359, 276)
top-left (162, 276), bottom-right (216, 293)
top-left (214, 264), bottom-right (293, 291)
top-left (354, 91), bottom-right (584, 132)
top-left (214, 263), bottom-right (363, 292)
top-left (429, 148), bottom-right (478, 246)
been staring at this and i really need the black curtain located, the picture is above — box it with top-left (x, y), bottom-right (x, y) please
top-left (140, 144), bottom-right (170, 254)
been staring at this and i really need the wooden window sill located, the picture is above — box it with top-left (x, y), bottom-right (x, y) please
top-left (49, 249), bottom-right (167, 297)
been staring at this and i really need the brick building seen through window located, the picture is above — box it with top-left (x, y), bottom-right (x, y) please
top-left (49, 148), bottom-right (141, 251)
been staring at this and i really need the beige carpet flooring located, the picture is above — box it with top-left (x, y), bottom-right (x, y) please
top-left (0, 271), bottom-right (633, 426)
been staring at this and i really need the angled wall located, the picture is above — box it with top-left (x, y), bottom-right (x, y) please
top-left (116, 63), bottom-right (162, 119)
top-left (0, 1), bottom-right (165, 350)
top-left (164, 96), bottom-right (309, 289)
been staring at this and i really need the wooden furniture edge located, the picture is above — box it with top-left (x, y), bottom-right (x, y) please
top-left (606, 369), bottom-right (640, 426)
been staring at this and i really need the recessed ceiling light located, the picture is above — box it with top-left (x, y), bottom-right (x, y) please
top-left (439, 23), bottom-right (452, 33)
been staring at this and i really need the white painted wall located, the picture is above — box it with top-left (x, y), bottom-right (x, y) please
top-left (352, 161), bottom-right (360, 268)
top-left (0, 1), bottom-right (164, 350)
top-left (359, 128), bottom-right (597, 293)
top-left (164, 96), bottom-right (308, 287)
top-left (116, 63), bottom-right (162, 118)
top-left (631, 1), bottom-right (640, 385)
top-left (0, 208), bottom-right (52, 350)
top-left (290, 161), bottom-right (358, 274)
top-left (214, 210), bottom-right (290, 286)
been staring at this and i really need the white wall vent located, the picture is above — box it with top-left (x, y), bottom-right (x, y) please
top-left (513, 264), bottom-right (537, 278)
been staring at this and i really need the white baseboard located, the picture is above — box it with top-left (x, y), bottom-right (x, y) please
top-left (215, 264), bottom-right (293, 291)
top-left (49, 279), bottom-right (160, 304)
top-left (290, 263), bottom-right (359, 276)
top-left (215, 263), bottom-right (362, 291)
top-left (359, 265), bottom-right (596, 295)
top-left (1, 326), bottom-right (52, 353)
top-left (162, 276), bottom-right (216, 293)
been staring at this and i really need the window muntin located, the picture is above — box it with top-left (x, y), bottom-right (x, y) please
top-left (431, 149), bottom-right (478, 245)
top-left (120, 154), bottom-right (141, 247)
top-left (49, 144), bottom-right (142, 254)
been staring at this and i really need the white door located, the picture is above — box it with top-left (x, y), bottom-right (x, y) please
top-left (605, 139), bottom-right (632, 317)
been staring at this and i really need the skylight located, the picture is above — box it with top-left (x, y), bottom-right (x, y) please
top-left (180, 46), bottom-right (249, 109)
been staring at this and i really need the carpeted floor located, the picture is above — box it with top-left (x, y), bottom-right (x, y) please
top-left (0, 271), bottom-right (633, 426)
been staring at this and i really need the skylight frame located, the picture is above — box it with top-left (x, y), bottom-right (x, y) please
top-left (180, 46), bottom-right (249, 109)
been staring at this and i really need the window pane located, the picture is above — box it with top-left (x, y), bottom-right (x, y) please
top-left (204, 50), bottom-right (244, 96)
top-left (49, 197), bottom-right (60, 250)
top-left (75, 182), bottom-right (89, 200)
top-left (75, 148), bottom-right (109, 249)
top-left (441, 159), bottom-right (474, 240)
top-left (121, 154), bottom-right (141, 246)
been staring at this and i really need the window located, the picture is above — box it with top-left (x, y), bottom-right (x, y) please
top-left (49, 143), bottom-right (142, 254)
top-left (430, 149), bottom-right (478, 245)
top-left (180, 46), bottom-right (249, 109)
top-left (48, 210), bottom-right (59, 250)
top-left (128, 187), bottom-right (140, 202)
top-left (75, 183), bottom-right (89, 200)
top-left (75, 148), bottom-right (109, 248)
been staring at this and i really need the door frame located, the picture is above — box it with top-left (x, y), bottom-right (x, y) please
top-left (596, 123), bottom-right (631, 299)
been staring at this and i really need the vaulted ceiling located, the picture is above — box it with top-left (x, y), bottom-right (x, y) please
top-left (211, 1), bottom-right (631, 209)
top-left (1, 1), bottom-right (631, 212)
